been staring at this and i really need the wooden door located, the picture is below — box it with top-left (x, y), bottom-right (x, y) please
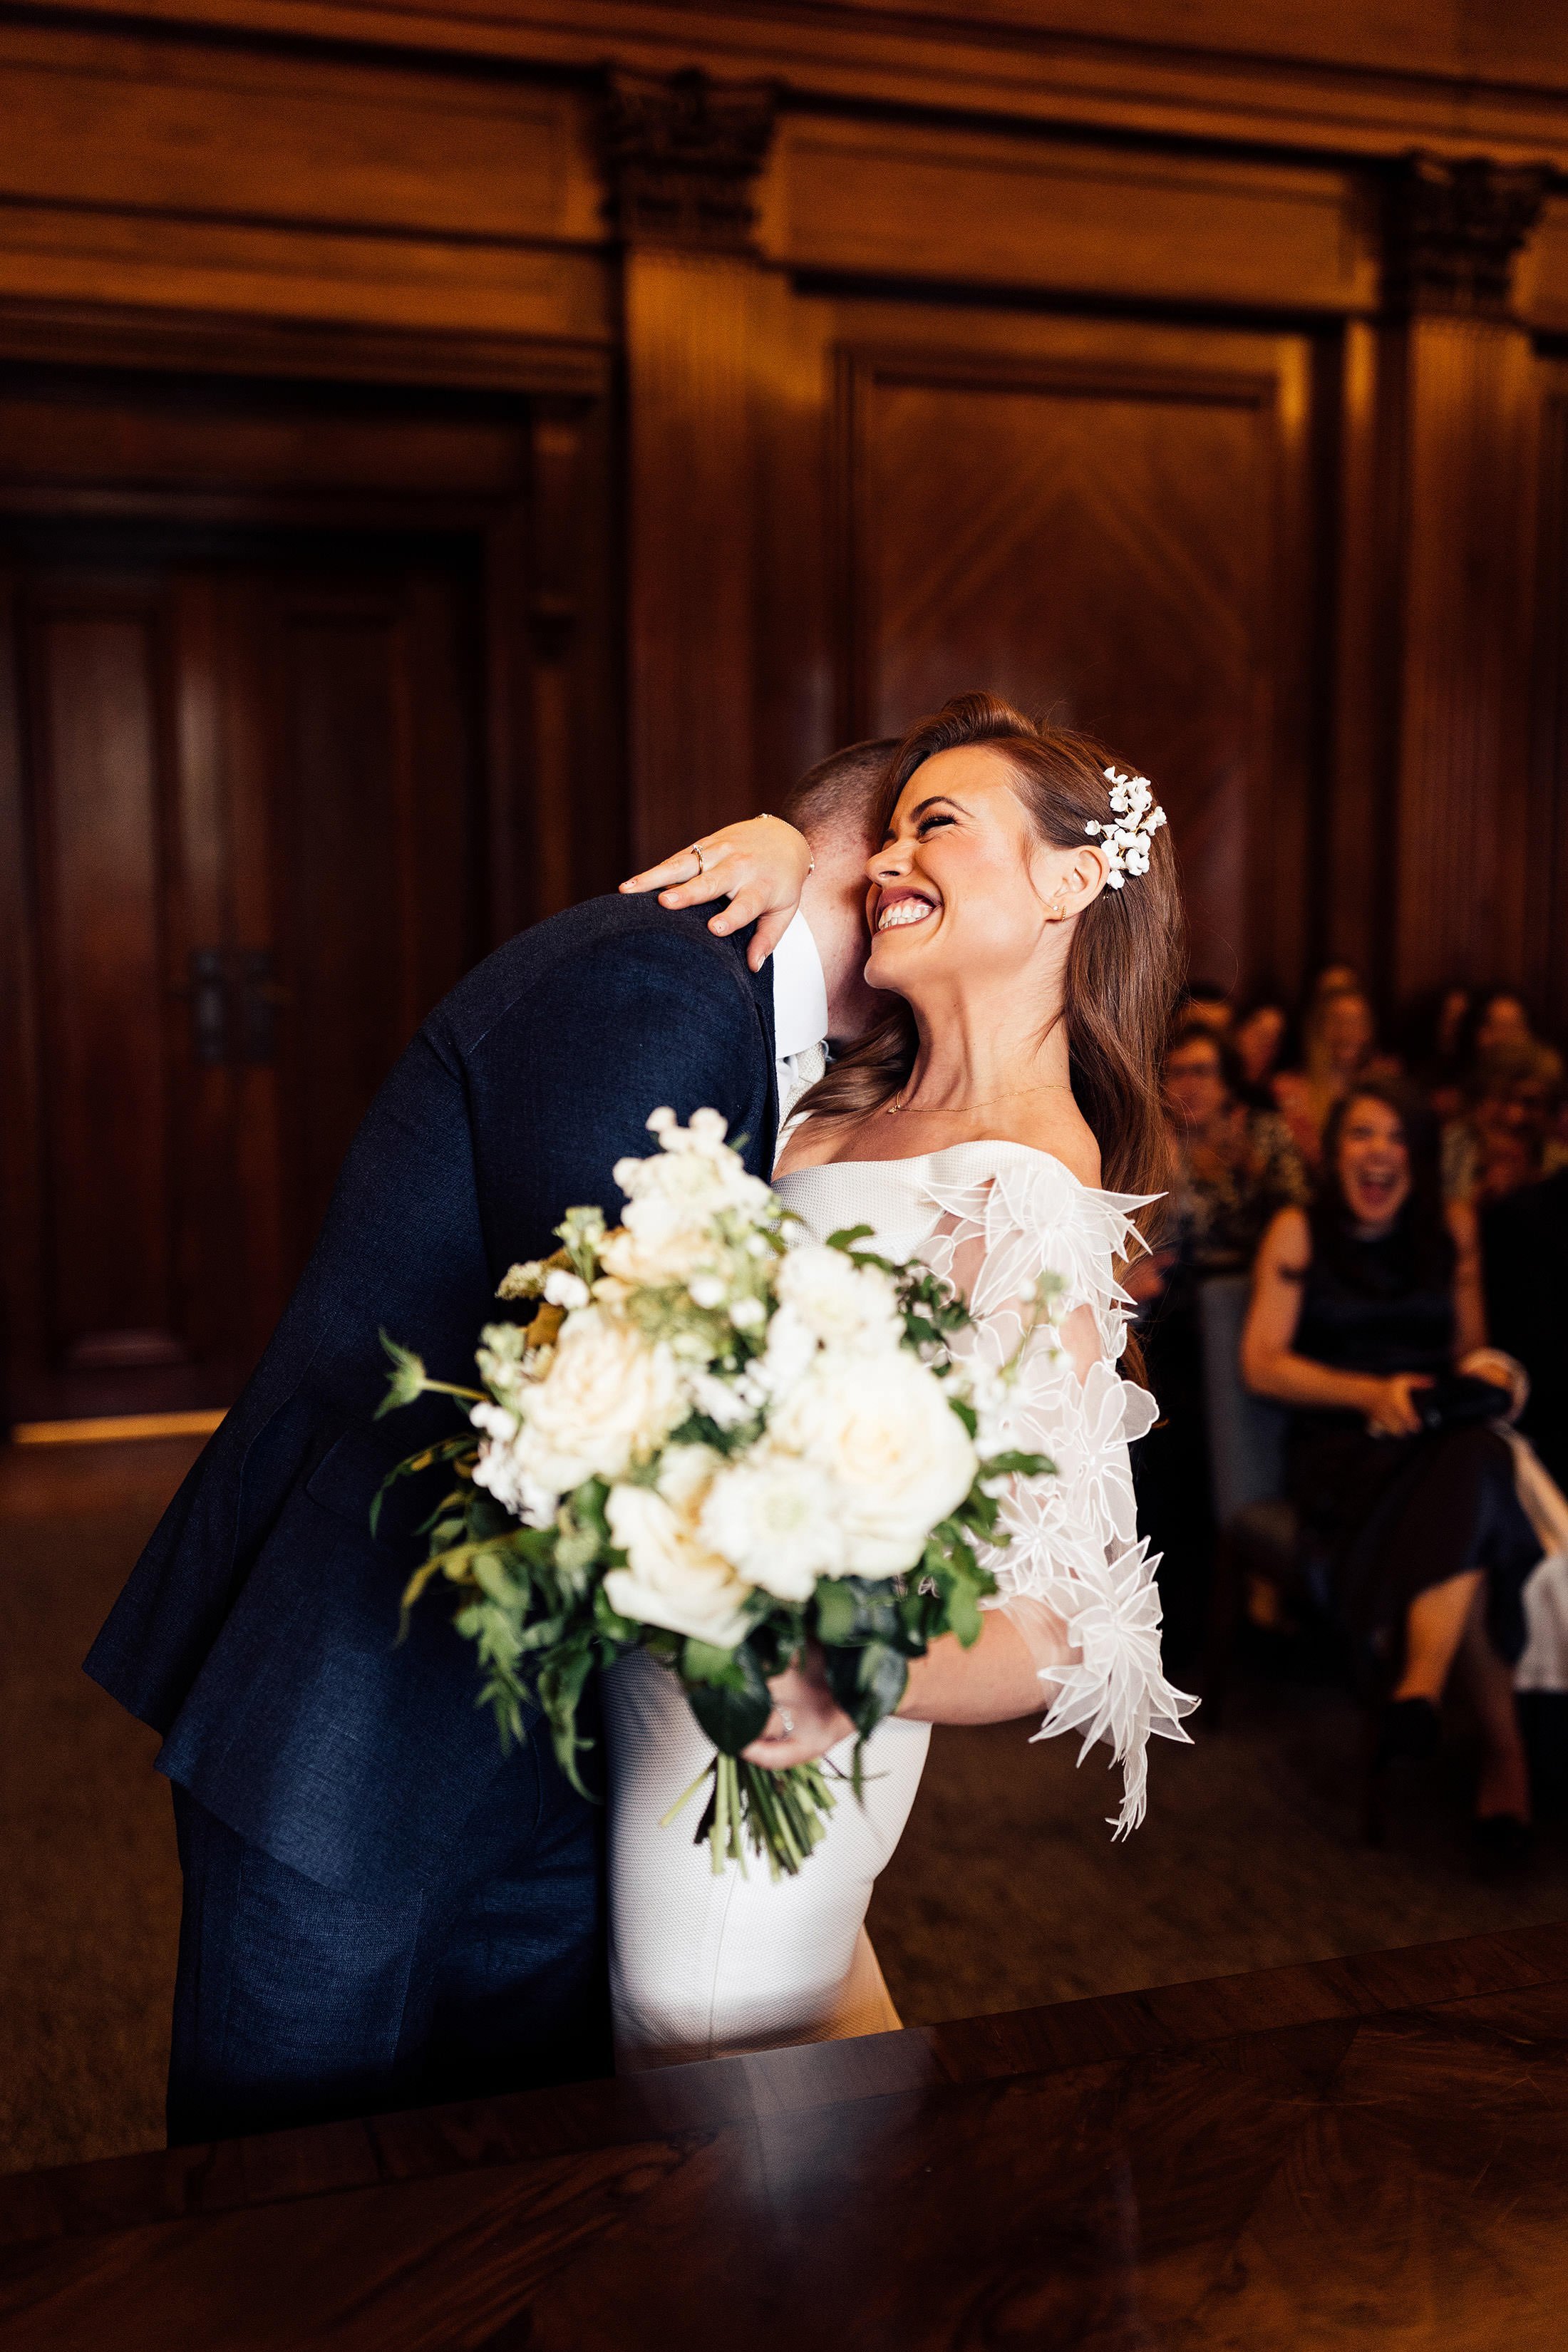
top-left (0, 529), bottom-right (485, 1425)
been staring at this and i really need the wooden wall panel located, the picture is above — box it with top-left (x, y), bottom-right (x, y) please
top-left (753, 311), bottom-right (1318, 999)
top-left (624, 249), bottom-right (762, 861)
top-left (1527, 374), bottom-right (1568, 1036)
top-left (1393, 316), bottom-right (1541, 1000)
top-left (0, 23), bottom-right (610, 361)
top-left (29, 1), bottom-right (1568, 163)
top-left (1, 9), bottom-right (1567, 1418)
top-left (768, 120), bottom-right (1375, 312)
top-left (0, 24), bottom-right (594, 239)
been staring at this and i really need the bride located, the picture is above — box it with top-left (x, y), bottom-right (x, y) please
top-left (607, 691), bottom-right (1195, 2070)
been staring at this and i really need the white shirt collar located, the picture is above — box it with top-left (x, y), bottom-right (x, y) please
top-left (770, 911), bottom-right (829, 1061)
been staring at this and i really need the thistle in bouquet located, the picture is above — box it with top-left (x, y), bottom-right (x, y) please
top-left (379, 1108), bottom-right (1056, 1879)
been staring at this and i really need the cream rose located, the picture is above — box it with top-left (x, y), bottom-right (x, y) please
top-left (604, 1484), bottom-right (751, 1646)
top-left (512, 1306), bottom-right (685, 1500)
top-left (769, 1352), bottom-right (977, 1575)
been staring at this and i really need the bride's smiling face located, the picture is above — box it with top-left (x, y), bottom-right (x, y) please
top-left (865, 745), bottom-right (1103, 994)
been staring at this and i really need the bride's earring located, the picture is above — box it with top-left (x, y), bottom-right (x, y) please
top-left (1047, 897), bottom-right (1066, 921)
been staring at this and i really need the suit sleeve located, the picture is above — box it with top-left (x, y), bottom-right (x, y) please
top-left (464, 925), bottom-right (773, 1279)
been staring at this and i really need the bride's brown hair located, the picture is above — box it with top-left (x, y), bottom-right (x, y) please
top-left (798, 692), bottom-right (1187, 1209)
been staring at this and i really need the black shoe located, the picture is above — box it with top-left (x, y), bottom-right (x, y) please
top-left (1375, 1696), bottom-right (1442, 1768)
top-left (1472, 1814), bottom-right (1534, 1874)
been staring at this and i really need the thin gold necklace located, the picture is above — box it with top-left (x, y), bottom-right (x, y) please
top-left (884, 1080), bottom-right (1076, 1117)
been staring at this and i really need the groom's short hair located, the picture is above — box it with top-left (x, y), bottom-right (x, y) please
top-left (779, 738), bottom-right (897, 845)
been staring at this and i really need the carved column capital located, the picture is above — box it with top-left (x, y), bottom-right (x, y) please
top-left (599, 67), bottom-right (777, 251)
top-left (1383, 153), bottom-right (1550, 318)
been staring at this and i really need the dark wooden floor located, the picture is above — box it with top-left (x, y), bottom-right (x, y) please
top-left (14, 1433), bottom-right (1568, 2181)
top-left (4, 1921), bottom-right (1568, 2349)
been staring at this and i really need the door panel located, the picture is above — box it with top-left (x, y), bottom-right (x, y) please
top-left (753, 298), bottom-right (1319, 1001)
top-left (849, 363), bottom-right (1266, 984)
top-left (26, 588), bottom-right (184, 1374)
top-left (273, 575), bottom-right (478, 1276)
top-left (1, 530), bottom-right (486, 1423)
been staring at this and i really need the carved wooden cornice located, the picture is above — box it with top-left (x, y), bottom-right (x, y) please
top-left (1383, 153), bottom-right (1551, 318)
top-left (600, 67), bottom-right (777, 250)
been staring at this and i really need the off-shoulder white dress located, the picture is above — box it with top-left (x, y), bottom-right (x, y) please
top-left (603, 1141), bottom-right (1194, 2070)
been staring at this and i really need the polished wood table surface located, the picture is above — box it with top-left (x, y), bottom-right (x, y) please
top-left (5, 1922), bottom-right (1568, 2349)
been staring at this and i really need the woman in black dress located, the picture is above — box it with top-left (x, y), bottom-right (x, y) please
top-left (1242, 1078), bottom-right (1539, 1847)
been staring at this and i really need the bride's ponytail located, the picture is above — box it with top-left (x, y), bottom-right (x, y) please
top-left (801, 690), bottom-right (1187, 1209)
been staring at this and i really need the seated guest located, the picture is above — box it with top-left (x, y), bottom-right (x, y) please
top-left (1443, 1046), bottom-right (1564, 1207)
top-left (1470, 989), bottom-right (1538, 1063)
top-left (1242, 1079), bottom-right (1539, 1855)
top-left (1401, 986), bottom-right (1472, 1123)
top-left (1165, 1019), bottom-right (1309, 1272)
top-left (1272, 985), bottom-right (1378, 1170)
top-left (1178, 979), bottom-right (1234, 1037)
top-left (1305, 960), bottom-right (1364, 1007)
top-left (1484, 1165), bottom-right (1568, 1496)
top-left (1232, 994), bottom-right (1293, 1098)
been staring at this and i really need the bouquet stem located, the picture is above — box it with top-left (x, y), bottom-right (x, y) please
top-left (661, 1755), bottom-right (838, 1880)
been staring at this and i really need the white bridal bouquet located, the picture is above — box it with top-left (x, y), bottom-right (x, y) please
top-left (379, 1110), bottom-right (1054, 1877)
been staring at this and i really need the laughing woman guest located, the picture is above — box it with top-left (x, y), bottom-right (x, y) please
top-left (1242, 1078), bottom-right (1539, 1850)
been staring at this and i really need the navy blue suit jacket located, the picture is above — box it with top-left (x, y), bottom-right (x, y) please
top-left (86, 895), bottom-right (778, 1897)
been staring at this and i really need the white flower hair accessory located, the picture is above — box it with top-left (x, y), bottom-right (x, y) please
top-left (1085, 767), bottom-right (1167, 889)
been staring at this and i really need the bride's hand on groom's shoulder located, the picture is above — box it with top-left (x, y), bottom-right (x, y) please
top-left (619, 814), bottom-right (813, 971)
top-left (741, 1647), bottom-right (855, 1771)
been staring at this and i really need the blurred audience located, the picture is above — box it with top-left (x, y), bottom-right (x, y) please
top-left (1165, 1021), bottom-right (1310, 1272)
top-left (1242, 1080), bottom-right (1539, 1855)
top-left (1136, 959), bottom-right (1568, 1860)
top-left (1142, 959), bottom-right (1568, 1853)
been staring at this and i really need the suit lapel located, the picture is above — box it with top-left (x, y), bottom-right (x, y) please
top-left (736, 929), bottom-right (779, 1172)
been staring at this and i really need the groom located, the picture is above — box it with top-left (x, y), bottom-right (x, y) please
top-left (86, 740), bottom-right (892, 2145)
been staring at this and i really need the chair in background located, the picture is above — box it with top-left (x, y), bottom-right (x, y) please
top-left (1196, 1273), bottom-right (1297, 1728)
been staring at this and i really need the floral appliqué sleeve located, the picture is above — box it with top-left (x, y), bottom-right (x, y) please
top-left (921, 1153), bottom-right (1197, 1836)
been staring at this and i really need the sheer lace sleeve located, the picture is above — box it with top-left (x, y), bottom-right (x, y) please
top-left (922, 1153), bottom-right (1196, 1837)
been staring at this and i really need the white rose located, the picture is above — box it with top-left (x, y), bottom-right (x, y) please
top-left (698, 1449), bottom-right (845, 1601)
top-left (513, 1306), bottom-right (686, 1497)
top-left (770, 1352), bottom-right (977, 1575)
top-left (542, 1267), bottom-right (590, 1310)
top-left (778, 1244), bottom-right (901, 1353)
top-left (604, 1485), bottom-right (751, 1646)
